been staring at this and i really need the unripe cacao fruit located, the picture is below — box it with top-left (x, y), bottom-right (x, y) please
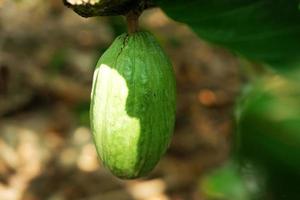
top-left (90, 31), bottom-right (176, 179)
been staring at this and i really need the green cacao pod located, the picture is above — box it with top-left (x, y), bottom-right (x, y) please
top-left (90, 31), bottom-right (176, 179)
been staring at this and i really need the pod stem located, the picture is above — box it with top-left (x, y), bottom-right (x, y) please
top-left (126, 10), bottom-right (140, 34)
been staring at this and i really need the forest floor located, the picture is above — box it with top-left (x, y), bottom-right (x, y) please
top-left (0, 0), bottom-right (242, 199)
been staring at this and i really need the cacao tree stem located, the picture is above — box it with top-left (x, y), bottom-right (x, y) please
top-left (126, 10), bottom-right (140, 34)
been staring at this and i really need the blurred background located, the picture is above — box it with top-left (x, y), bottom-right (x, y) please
top-left (1, 0), bottom-right (247, 199)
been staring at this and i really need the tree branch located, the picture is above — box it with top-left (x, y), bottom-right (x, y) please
top-left (63, 0), bottom-right (156, 17)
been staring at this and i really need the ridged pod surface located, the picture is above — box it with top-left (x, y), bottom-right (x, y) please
top-left (90, 31), bottom-right (176, 179)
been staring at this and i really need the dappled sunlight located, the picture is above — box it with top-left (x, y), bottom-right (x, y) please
top-left (17, 128), bottom-right (42, 177)
top-left (0, 137), bottom-right (18, 170)
top-left (0, 126), bottom-right (43, 200)
top-left (59, 147), bottom-right (78, 167)
top-left (59, 126), bottom-right (99, 169)
top-left (77, 143), bottom-right (99, 172)
top-left (126, 179), bottom-right (170, 200)
top-left (72, 126), bottom-right (91, 145)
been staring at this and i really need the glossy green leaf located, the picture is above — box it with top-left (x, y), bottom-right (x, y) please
top-left (156, 0), bottom-right (300, 72)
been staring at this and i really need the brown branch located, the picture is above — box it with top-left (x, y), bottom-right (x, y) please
top-left (62, 0), bottom-right (156, 17)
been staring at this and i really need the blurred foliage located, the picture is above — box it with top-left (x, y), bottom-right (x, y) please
top-left (201, 161), bottom-right (266, 200)
top-left (236, 74), bottom-right (300, 199)
top-left (49, 48), bottom-right (68, 74)
top-left (155, 0), bottom-right (300, 74)
top-left (236, 74), bottom-right (300, 172)
top-left (266, 167), bottom-right (300, 200)
top-left (74, 102), bottom-right (91, 126)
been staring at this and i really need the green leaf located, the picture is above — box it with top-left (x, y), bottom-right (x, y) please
top-left (156, 0), bottom-right (300, 73)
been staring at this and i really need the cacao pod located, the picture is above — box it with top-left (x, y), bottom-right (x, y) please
top-left (90, 31), bottom-right (176, 179)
